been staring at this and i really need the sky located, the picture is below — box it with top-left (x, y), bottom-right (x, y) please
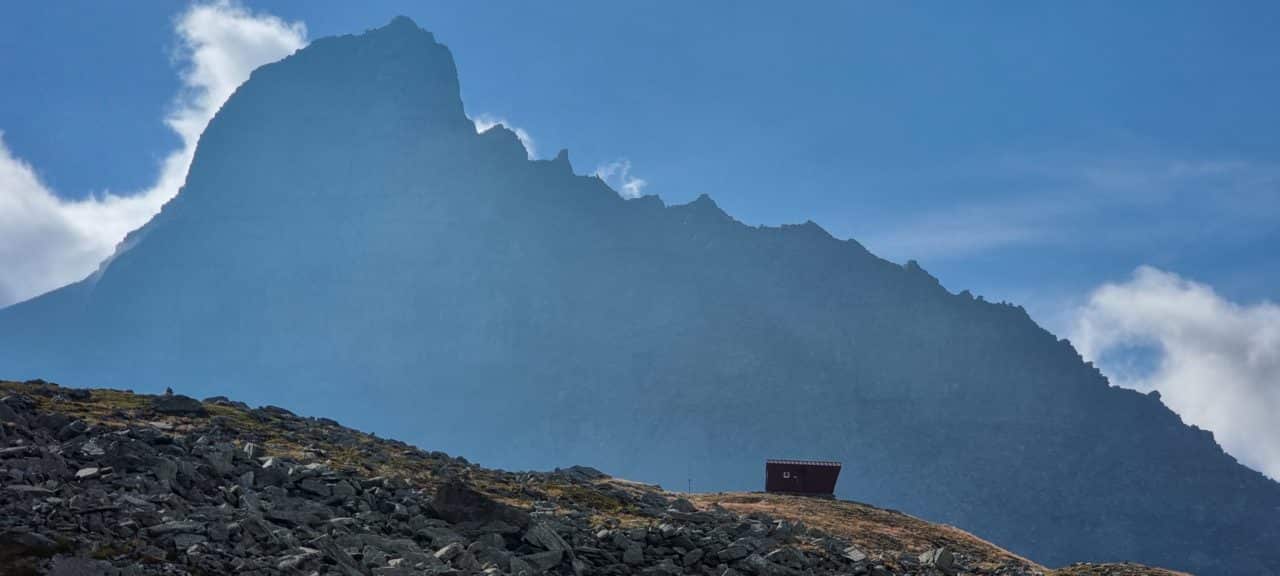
top-left (0, 1), bottom-right (1276, 478)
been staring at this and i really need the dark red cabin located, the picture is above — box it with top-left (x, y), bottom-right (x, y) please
top-left (764, 459), bottom-right (842, 496)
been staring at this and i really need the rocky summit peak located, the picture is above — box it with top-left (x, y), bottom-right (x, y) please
top-left (384, 14), bottom-right (422, 32)
top-left (365, 15), bottom-right (442, 45)
top-left (171, 12), bottom-right (471, 212)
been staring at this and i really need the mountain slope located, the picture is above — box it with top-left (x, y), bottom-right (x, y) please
top-left (0, 378), bottom-right (1181, 575)
top-left (0, 17), bottom-right (1275, 575)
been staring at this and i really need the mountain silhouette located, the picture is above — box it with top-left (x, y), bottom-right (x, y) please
top-left (2, 17), bottom-right (1276, 575)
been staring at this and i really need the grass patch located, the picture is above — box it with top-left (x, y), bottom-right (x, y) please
top-left (551, 484), bottom-right (627, 513)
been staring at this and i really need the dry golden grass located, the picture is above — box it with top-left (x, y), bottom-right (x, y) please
top-left (687, 493), bottom-right (1190, 575)
top-left (690, 492), bottom-right (1042, 571)
top-left (1050, 564), bottom-right (1192, 576)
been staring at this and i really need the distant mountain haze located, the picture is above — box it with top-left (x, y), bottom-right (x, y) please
top-left (2, 18), bottom-right (1276, 575)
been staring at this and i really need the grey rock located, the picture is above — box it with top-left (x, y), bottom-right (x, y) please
top-left (153, 459), bottom-right (178, 485)
top-left (48, 555), bottom-right (113, 576)
top-left (0, 445), bottom-right (37, 458)
top-left (843, 545), bottom-right (868, 563)
top-left (431, 478), bottom-right (530, 528)
top-left (455, 550), bottom-right (482, 571)
top-left (718, 544), bottom-right (750, 562)
top-left (208, 521), bottom-right (230, 542)
top-left (201, 444), bottom-right (236, 475)
top-left (277, 547), bottom-right (322, 570)
top-left (919, 547), bottom-right (957, 575)
top-left (418, 524), bottom-right (467, 547)
top-left (79, 438), bottom-right (105, 457)
top-left (363, 545), bottom-right (389, 567)
top-left (475, 532), bottom-right (506, 550)
top-left (332, 479), bottom-right (357, 499)
top-left (372, 568), bottom-right (418, 576)
top-left (296, 476), bottom-right (330, 497)
top-left (151, 394), bottom-right (207, 416)
top-left (5, 484), bottom-right (54, 495)
top-left (555, 465), bottom-right (608, 482)
top-left (315, 535), bottom-right (370, 576)
top-left (0, 530), bottom-right (60, 556)
top-left (641, 559), bottom-right (683, 576)
top-left (741, 553), bottom-right (798, 576)
top-left (524, 522), bottom-right (570, 552)
top-left (435, 541), bottom-right (466, 561)
top-left (0, 400), bottom-right (21, 424)
top-left (764, 547), bottom-right (807, 569)
top-left (669, 497), bottom-right (698, 513)
top-left (147, 521), bottom-right (205, 536)
top-left (523, 549), bottom-right (564, 571)
top-left (509, 556), bottom-right (536, 576)
top-left (172, 533), bottom-right (208, 548)
top-left (624, 542), bottom-right (645, 565)
top-left (665, 509), bottom-right (717, 524)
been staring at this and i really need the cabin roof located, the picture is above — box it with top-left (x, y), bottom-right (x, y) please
top-left (766, 459), bottom-right (842, 467)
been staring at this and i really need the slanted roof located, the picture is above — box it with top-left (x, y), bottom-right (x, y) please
top-left (766, 459), bottom-right (842, 467)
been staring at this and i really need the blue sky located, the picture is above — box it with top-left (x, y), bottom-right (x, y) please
top-left (1, 1), bottom-right (1277, 477)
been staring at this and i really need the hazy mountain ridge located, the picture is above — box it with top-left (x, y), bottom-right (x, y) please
top-left (1, 17), bottom-right (1276, 575)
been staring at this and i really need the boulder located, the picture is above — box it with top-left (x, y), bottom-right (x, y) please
top-left (524, 523), bottom-right (570, 552)
top-left (434, 542), bottom-right (465, 561)
top-left (624, 542), bottom-right (645, 565)
top-left (764, 547), bottom-right (807, 569)
top-left (842, 545), bottom-right (867, 563)
top-left (555, 465), bottom-right (608, 482)
top-left (919, 547), bottom-right (957, 575)
top-left (522, 549), bottom-right (564, 571)
top-left (509, 556), bottom-right (536, 576)
top-left (0, 530), bottom-right (61, 558)
top-left (718, 544), bottom-right (750, 562)
top-left (741, 553), bottom-right (798, 576)
top-left (151, 394), bottom-right (207, 416)
top-left (431, 478), bottom-right (530, 528)
top-left (669, 497), bottom-right (698, 513)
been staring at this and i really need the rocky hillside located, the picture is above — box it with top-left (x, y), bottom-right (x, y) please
top-left (0, 379), bottom-right (1182, 576)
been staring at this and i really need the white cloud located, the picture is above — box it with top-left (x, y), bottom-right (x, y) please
top-left (1072, 266), bottom-right (1280, 480)
top-left (0, 1), bottom-right (306, 308)
top-left (594, 159), bottom-right (648, 199)
top-left (471, 114), bottom-right (537, 159)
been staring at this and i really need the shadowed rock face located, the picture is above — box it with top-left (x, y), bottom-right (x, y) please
top-left (0, 17), bottom-right (1276, 575)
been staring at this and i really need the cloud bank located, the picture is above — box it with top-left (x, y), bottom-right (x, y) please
top-left (0, 1), bottom-right (306, 308)
top-left (1073, 266), bottom-right (1280, 480)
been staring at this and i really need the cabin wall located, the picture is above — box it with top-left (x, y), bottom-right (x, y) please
top-left (764, 462), bottom-right (841, 495)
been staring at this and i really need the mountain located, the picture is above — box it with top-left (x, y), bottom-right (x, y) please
top-left (1, 17), bottom-right (1276, 575)
top-left (0, 378), bottom-right (1186, 576)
